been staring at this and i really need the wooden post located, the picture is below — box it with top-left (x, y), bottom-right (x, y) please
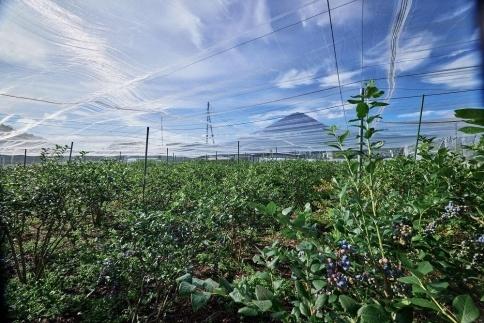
top-left (23, 149), bottom-right (27, 167)
top-left (414, 95), bottom-right (425, 160)
top-left (142, 127), bottom-right (149, 213)
top-left (68, 141), bottom-right (73, 162)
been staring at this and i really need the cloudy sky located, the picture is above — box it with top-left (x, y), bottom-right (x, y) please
top-left (0, 0), bottom-right (482, 156)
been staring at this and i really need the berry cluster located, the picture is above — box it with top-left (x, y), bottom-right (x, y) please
top-left (392, 220), bottom-right (412, 246)
top-left (424, 202), bottom-right (466, 237)
top-left (355, 272), bottom-right (375, 285)
top-left (378, 258), bottom-right (403, 279)
top-left (440, 201), bottom-right (463, 220)
top-left (476, 234), bottom-right (484, 244)
top-left (423, 221), bottom-right (436, 236)
top-left (378, 258), bottom-right (409, 296)
top-left (326, 240), bottom-right (353, 289)
top-left (458, 239), bottom-right (484, 268)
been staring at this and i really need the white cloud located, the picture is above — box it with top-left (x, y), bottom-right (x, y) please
top-left (298, 0), bottom-right (361, 28)
top-left (0, 19), bottom-right (50, 67)
top-left (397, 109), bottom-right (454, 118)
top-left (274, 68), bottom-right (317, 88)
top-left (422, 53), bottom-right (481, 88)
top-left (319, 70), bottom-right (359, 88)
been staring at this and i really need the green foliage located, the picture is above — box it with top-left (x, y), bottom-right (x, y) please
top-left (1, 83), bottom-right (482, 322)
top-left (177, 82), bottom-right (483, 322)
top-left (455, 108), bottom-right (484, 134)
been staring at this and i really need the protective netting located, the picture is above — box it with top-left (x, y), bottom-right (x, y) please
top-left (0, 0), bottom-right (482, 160)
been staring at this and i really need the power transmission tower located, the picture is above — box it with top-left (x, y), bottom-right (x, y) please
top-left (206, 101), bottom-right (215, 144)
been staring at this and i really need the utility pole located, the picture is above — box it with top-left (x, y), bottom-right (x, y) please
top-left (414, 95), bottom-right (426, 160)
top-left (68, 141), bottom-right (73, 162)
top-left (358, 88), bottom-right (364, 174)
top-left (206, 102), bottom-right (215, 144)
top-left (142, 127), bottom-right (149, 214)
top-left (237, 141), bottom-right (240, 163)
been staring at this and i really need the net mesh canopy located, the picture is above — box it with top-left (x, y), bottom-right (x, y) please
top-left (0, 0), bottom-right (482, 159)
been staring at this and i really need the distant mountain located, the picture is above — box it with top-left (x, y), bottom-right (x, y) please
top-left (238, 112), bottom-right (331, 152)
top-left (260, 112), bottom-right (328, 134)
top-left (0, 124), bottom-right (48, 153)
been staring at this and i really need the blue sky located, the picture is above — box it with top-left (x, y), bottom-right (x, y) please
top-left (0, 0), bottom-right (482, 156)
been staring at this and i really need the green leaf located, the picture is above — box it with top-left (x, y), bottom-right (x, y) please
top-left (370, 101), bottom-right (389, 107)
top-left (371, 141), bottom-right (384, 149)
top-left (295, 281), bottom-right (309, 300)
top-left (410, 298), bottom-right (439, 311)
top-left (282, 206), bottom-right (293, 216)
top-left (179, 281), bottom-right (196, 295)
top-left (191, 291), bottom-right (211, 312)
top-left (367, 115), bottom-right (382, 123)
top-left (176, 273), bottom-right (191, 283)
top-left (465, 118), bottom-right (484, 126)
top-left (238, 306), bottom-right (259, 316)
top-left (339, 295), bottom-right (359, 314)
top-left (202, 278), bottom-right (219, 292)
top-left (428, 281), bottom-right (449, 293)
top-left (255, 285), bottom-right (273, 301)
top-left (299, 302), bottom-right (310, 316)
top-left (312, 280), bottom-right (327, 291)
top-left (338, 130), bottom-right (350, 143)
top-left (315, 294), bottom-right (327, 309)
top-left (357, 102), bottom-right (369, 119)
top-left (328, 294), bottom-right (337, 303)
top-left (310, 263), bottom-right (323, 273)
top-left (394, 308), bottom-right (413, 323)
top-left (253, 300), bottom-right (272, 312)
top-left (255, 271), bottom-right (271, 281)
top-left (452, 294), bottom-right (479, 323)
top-left (229, 288), bottom-right (244, 303)
top-left (398, 276), bottom-right (420, 285)
top-left (357, 304), bottom-right (390, 323)
top-left (416, 261), bottom-right (433, 276)
top-left (459, 126), bottom-right (484, 134)
top-left (273, 279), bottom-right (284, 290)
top-left (454, 108), bottom-right (484, 120)
top-left (265, 202), bottom-right (278, 216)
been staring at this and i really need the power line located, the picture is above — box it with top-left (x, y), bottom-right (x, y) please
top-left (182, 65), bottom-right (481, 119)
top-left (325, 0), bottom-right (347, 125)
top-left (162, 87), bottom-right (484, 131)
top-left (150, 0), bottom-right (359, 83)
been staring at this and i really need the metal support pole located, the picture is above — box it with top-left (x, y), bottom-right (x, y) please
top-left (215, 151), bottom-right (218, 161)
top-left (237, 141), bottom-right (240, 163)
top-left (119, 151), bottom-right (122, 161)
top-left (166, 147), bottom-right (169, 163)
top-left (172, 152), bottom-right (175, 162)
top-left (358, 88), bottom-right (364, 174)
top-left (414, 94), bottom-right (426, 160)
top-left (68, 141), bottom-right (73, 162)
top-left (142, 127), bottom-right (149, 213)
top-left (23, 149), bottom-right (27, 167)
